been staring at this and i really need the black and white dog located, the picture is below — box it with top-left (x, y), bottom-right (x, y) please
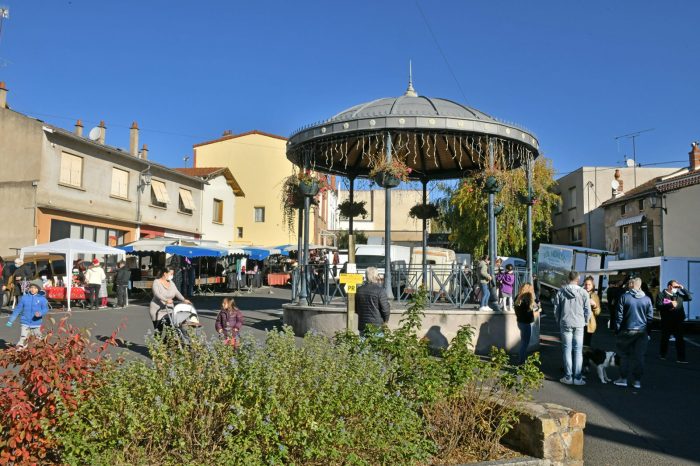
top-left (583, 348), bottom-right (620, 384)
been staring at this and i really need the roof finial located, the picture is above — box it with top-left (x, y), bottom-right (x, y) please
top-left (405, 59), bottom-right (417, 97)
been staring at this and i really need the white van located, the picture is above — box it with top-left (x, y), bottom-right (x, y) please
top-left (354, 244), bottom-right (411, 277)
top-left (410, 247), bottom-right (457, 293)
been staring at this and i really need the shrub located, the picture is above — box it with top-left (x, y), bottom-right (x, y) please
top-left (53, 328), bottom-right (433, 465)
top-left (337, 287), bottom-right (544, 463)
top-left (0, 318), bottom-right (118, 465)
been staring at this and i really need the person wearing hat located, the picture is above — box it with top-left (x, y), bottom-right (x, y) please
top-left (6, 279), bottom-right (49, 348)
top-left (84, 258), bottom-right (106, 310)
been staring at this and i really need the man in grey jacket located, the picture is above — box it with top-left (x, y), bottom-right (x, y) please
top-left (552, 271), bottom-right (591, 385)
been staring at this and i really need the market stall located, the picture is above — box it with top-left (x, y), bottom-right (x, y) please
top-left (20, 238), bottom-right (126, 311)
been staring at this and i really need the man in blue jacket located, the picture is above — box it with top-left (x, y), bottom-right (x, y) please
top-left (614, 277), bottom-right (654, 389)
top-left (553, 271), bottom-right (591, 385)
top-left (5, 279), bottom-right (49, 348)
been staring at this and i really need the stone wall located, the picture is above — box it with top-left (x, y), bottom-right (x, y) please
top-left (502, 401), bottom-right (586, 466)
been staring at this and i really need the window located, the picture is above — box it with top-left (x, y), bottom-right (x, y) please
top-left (638, 199), bottom-right (644, 211)
top-left (213, 199), bottom-right (224, 224)
top-left (568, 187), bottom-right (577, 209)
top-left (254, 206), bottom-right (265, 223)
top-left (554, 195), bottom-right (563, 214)
top-left (50, 219), bottom-right (127, 266)
top-left (237, 227), bottom-right (243, 238)
top-left (59, 152), bottom-right (83, 187)
top-left (150, 180), bottom-right (170, 208)
top-left (110, 168), bottom-right (129, 199)
top-left (620, 203), bottom-right (631, 216)
top-left (178, 188), bottom-right (195, 214)
top-left (570, 225), bottom-right (582, 243)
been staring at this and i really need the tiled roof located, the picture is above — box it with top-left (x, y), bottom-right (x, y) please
top-left (174, 167), bottom-right (226, 177)
top-left (600, 177), bottom-right (662, 207)
top-left (192, 130), bottom-right (287, 148)
top-left (657, 170), bottom-right (700, 193)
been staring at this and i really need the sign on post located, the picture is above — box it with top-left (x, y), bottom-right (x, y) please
top-left (339, 273), bottom-right (364, 285)
top-left (339, 272), bottom-right (363, 332)
top-left (345, 283), bottom-right (357, 294)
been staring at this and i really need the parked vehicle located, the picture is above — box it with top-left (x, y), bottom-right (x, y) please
top-left (2, 254), bottom-right (67, 306)
top-left (536, 244), bottom-right (617, 296)
top-left (409, 247), bottom-right (456, 292)
top-left (604, 256), bottom-right (700, 322)
top-left (354, 244), bottom-right (411, 277)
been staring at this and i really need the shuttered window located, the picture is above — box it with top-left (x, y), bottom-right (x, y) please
top-left (213, 199), bottom-right (224, 223)
top-left (111, 168), bottom-right (129, 198)
top-left (59, 152), bottom-right (83, 187)
top-left (178, 188), bottom-right (195, 213)
top-left (151, 180), bottom-right (170, 207)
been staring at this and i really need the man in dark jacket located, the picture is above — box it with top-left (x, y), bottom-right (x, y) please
top-left (657, 280), bottom-right (691, 363)
top-left (355, 267), bottom-right (390, 335)
top-left (114, 261), bottom-right (131, 309)
top-left (614, 277), bottom-right (654, 389)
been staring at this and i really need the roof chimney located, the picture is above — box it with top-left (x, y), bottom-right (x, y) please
top-left (97, 120), bottom-right (106, 145)
top-left (222, 130), bottom-right (233, 136)
top-left (0, 82), bottom-right (7, 109)
top-left (690, 141), bottom-right (700, 172)
top-left (74, 119), bottom-right (84, 137)
top-left (140, 143), bottom-right (148, 160)
top-left (130, 121), bottom-right (139, 156)
top-left (613, 169), bottom-right (624, 197)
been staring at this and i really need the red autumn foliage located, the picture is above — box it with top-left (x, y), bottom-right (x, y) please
top-left (0, 318), bottom-right (121, 465)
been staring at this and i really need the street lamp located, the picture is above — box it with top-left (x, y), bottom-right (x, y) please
top-left (649, 194), bottom-right (667, 214)
top-left (136, 166), bottom-right (152, 238)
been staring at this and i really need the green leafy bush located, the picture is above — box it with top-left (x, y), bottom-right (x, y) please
top-left (52, 328), bottom-right (432, 465)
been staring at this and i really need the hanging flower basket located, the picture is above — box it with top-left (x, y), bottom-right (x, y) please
top-left (299, 180), bottom-right (320, 196)
top-left (409, 203), bottom-right (440, 220)
top-left (373, 172), bottom-right (401, 188)
top-left (338, 200), bottom-right (368, 219)
top-left (369, 158), bottom-right (411, 189)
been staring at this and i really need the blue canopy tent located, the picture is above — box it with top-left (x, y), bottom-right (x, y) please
top-left (242, 247), bottom-right (281, 261)
top-left (164, 245), bottom-right (228, 258)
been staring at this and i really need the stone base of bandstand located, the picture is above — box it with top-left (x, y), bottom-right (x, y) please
top-left (282, 301), bottom-right (540, 355)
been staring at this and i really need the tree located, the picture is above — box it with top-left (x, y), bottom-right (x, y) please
top-left (336, 230), bottom-right (368, 249)
top-left (437, 157), bottom-right (560, 258)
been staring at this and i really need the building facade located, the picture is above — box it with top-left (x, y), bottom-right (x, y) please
top-left (193, 130), bottom-right (332, 246)
top-left (552, 166), bottom-right (679, 249)
top-left (174, 167), bottom-right (244, 245)
top-left (0, 84), bottom-right (205, 257)
top-left (601, 143), bottom-right (700, 259)
top-left (336, 188), bottom-right (428, 246)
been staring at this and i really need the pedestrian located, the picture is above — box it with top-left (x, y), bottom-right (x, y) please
top-left (497, 264), bottom-right (516, 312)
top-left (150, 267), bottom-right (191, 329)
top-left (657, 280), bottom-right (691, 364)
top-left (215, 297), bottom-right (244, 348)
top-left (332, 250), bottom-right (340, 278)
top-left (84, 258), bottom-right (106, 310)
top-left (5, 280), bottom-right (49, 348)
top-left (553, 271), bottom-right (590, 385)
top-left (114, 261), bottom-right (131, 309)
top-left (514, 283), bottom-right (540, 364)
top-left (1, 257), bottom-right (18, 308)
top-left (355, 266), bottom-right (390, 336)
top-left (98, 270), bottom-right (108, 309)
top-left (477, 255), bottom-right (492, 311)
top-left (582, 276), bottom-right (601, 347)
top-left (614, 277), bottom-right (654, 389)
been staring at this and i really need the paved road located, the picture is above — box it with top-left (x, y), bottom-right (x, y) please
top-left (1, 290), bottom-right (699, 465)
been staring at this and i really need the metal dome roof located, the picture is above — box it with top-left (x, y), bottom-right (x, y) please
top-left (287, 83), bottom-right (540, 180)
top-left (329, 96), bottom-right (495, 123)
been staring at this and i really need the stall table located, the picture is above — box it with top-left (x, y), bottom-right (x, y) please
top-left (267, 273), bottom-right (290, 286)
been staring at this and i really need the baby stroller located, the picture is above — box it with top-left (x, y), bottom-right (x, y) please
top-left (155, 302), bottom-right (202, 346)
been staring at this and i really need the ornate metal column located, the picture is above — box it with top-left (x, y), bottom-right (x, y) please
top-left (488, 139), bottom-right (497, 278)
top-left (384, 132), bottom-right (393, 299)
top-left (422, 179), bottom-right (428, 288)
top-left (526, 158), bottom-right (534, 284)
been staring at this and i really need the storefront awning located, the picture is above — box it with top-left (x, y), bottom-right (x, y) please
top-left (615, 214), bottom-right (646, 227)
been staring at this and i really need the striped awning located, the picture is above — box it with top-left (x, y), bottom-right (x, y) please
top-left (615, 214), bottom-right (646, 227)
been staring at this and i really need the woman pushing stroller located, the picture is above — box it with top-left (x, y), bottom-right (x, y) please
top-left (150, 267), bottom-right (191, 331)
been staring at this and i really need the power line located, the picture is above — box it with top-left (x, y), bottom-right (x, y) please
top-left (415, 1), bottom-right (469, 104)
top-left (554, 160), bottom-right (686, 178)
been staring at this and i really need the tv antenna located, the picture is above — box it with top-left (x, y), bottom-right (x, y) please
top-left (614, 128), bottom-right (654, 188)
top-left (0, 6), bottom-right (9, 66)
top-left (183, 155), bottom-right (191, 167)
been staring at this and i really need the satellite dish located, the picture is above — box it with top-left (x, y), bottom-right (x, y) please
top-left (611, 179), bottom-right (620, 190)
top-left (88, 127), bottom-right (101, 141)
top-left (625, 158), bottom-right (635, 168)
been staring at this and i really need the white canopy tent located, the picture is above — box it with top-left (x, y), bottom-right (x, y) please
top-left (20, 238), bottom-right (126, 311)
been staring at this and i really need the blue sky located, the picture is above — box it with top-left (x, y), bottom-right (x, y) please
top-left (1, 0), bottom-right (698, 178)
